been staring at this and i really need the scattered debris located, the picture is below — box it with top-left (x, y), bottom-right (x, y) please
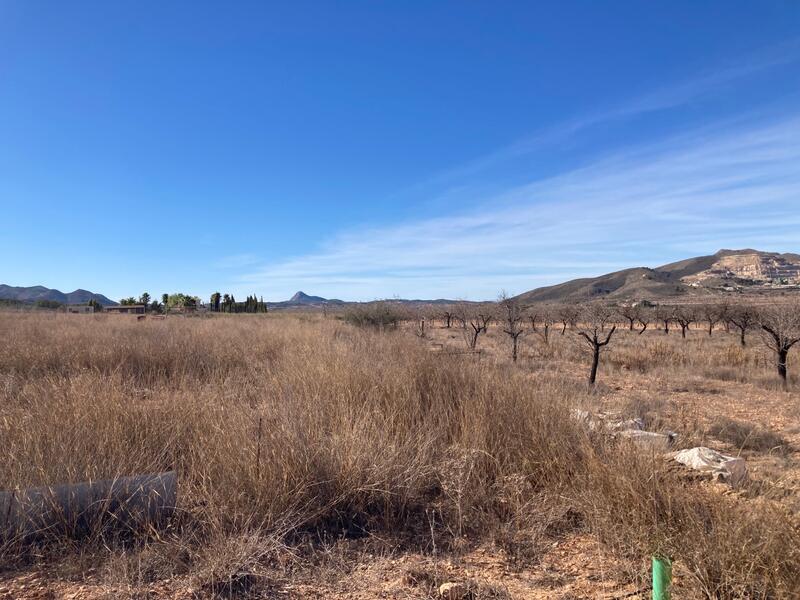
top-left (673, 447), bottom-right (747, 486)
top-left (571, 408), bottom-right (676, 451)
top-left (570, 408), bottom-right (594, 424)
top-left (608, 417), bottom-right (645, 432)
top-left (617, 429), bottom-right (676, 451)
top-left (438, 581), bottom-right (469, 599)
top-left (570, 409), bottom-right (645, 432)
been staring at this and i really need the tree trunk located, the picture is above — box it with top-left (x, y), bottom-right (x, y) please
top-left (469, 327), bottom-right (480, 349)
top-left (739, 327), bottom-right (746, 347)
top-left (681, 325), bottom-right (687, 338)
top-left (778, 348), bottom-right (788, 384)
top-left (589, 346), bottom-right (600, 385)
top-left (663, 320), bottom-right (670, 334)
top-left (512, 338), bottom-right (518, 362)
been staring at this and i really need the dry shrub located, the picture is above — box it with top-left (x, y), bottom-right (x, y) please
top-left (707, 366), bottom-right (745, 383)
top-left (619, 394), bottom-right (670, 431)
top-left (672, 377), bottom-right (723, 395)
top-left (577, 440), bottom-right (800, 599)
top-left (191, 533), bottom-right (280, 598)
top-left (102, 540), bottom-right (192, 586)
top-left (341, 301), bottom-right (404, 329)
top-left (707, 417), bottom-right (790, 454)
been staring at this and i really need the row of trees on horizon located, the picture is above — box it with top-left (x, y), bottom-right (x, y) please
top-left (209, 292), bottom-right (268, 313)
top-left (113, 292), bottom-right (268, 314)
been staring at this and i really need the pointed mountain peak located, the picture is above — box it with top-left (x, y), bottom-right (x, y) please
top-left (289, 291), bottom-right (326, 303)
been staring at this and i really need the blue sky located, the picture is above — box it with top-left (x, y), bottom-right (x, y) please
top-left (1, 2), bottom-right (799, 302)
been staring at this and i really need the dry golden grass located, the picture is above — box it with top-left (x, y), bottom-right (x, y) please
top-left (1, 311), bottom-right (799, 598)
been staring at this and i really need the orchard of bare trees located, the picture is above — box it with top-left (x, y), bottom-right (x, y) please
top-left (395, 296), bottom-right (800, 389)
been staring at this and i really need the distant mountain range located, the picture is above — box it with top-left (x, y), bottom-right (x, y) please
top-left (0, 285), bottom-right (116, 306)
top-left (514, 249), bottom-right (800, 304)
top-left (280, 250), bottom-right (800, 307)
top-left (3, 250), bottom-right (797, 311)
top-left (267, 291), bottom-right (461, 309)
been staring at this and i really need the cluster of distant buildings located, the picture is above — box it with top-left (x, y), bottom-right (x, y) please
top-left (65, 304), bottom-right (145, 314)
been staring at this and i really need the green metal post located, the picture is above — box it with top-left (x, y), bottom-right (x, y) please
top-left (652, 556), bottom-right (672, 600)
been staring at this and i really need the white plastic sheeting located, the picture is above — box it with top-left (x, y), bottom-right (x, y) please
top-left (673, 447), bottom-right (747, 486)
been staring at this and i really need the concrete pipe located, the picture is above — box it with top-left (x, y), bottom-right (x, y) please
top-left (1, 471), bottom-right (176, 544)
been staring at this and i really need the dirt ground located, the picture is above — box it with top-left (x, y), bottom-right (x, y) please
top-left (0, 535), bottom-right (650, 599)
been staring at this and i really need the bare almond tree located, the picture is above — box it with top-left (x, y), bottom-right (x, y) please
top-left (410, 305), bottom-right (429, 338)
top-left (758, 303), bottom-right (800, 385)
top-left (636, 306), bottom-right (651, 335)
top-left (718, 300), bottom-right (732, 333)
top-left (596, 304), bottom-right (616, 331)
top-left (456, 303), bottom-right (491, 350)
top-left (558, 305), bottom-right (579, 335)
top-left (441, 307), bottom-right (454, 329)
top-left (672, 306), bottom-right (695, 339)
top-left (700, 303), bottom-right (722, 336)
top-left (535, 305), bottom-right (554, 345)
top-left (499, 292), bottom-right (525, 362)
top-left (576, 305), bottom-right (617, 386)
top-left (478, 310), bottom-right (493, 333)
top-left (527, 307), bottom-right (538, 332)
top-left (618, 303), bottom-right (640, 331)
top-left (655, 305), bottom-right (673, 334)
top-left (729, 303), bottom-right (757, 347)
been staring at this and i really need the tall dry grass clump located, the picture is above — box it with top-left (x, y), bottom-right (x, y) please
top-left (1, 312), bottom-right (798, 597)
top-left (0, 314), bottom-right (584, 545)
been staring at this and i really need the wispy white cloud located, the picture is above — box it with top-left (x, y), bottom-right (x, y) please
top-left (238, 112), bottom-right (800, 301)
top-left (402, 38), bottom-right (800, 192)
top-left (230, 43), bottom-right (800, 300)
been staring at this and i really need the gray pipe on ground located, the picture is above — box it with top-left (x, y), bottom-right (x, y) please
top-left (1, 471), bottom-right (177, 544)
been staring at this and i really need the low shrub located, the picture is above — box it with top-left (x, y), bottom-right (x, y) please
top-left (707, 416), bottom-right (789, 454)
top-left (341, 301), bottom-right (405, 329)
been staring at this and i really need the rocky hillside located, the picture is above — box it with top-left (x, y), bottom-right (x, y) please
top-left (515, 249), bottom-right (800, 303)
